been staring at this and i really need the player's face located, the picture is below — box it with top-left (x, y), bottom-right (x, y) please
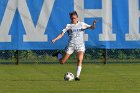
top-left (71, 15), bottom-right (78, 23)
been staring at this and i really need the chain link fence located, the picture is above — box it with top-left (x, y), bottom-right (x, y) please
top-left (0, 49), bottom-right (140, 64)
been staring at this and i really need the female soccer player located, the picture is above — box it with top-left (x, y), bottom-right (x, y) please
top-left (52, 11), bottom-right (96, 81)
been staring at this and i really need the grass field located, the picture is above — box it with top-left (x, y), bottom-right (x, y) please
top-left (0, 64), bottom-right (140, 93)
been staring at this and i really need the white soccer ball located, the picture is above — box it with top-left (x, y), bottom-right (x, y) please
top-left (64, 72), bottom-right (74, 81)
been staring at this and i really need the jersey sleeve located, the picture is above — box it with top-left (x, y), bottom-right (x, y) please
top-left (81, 22), bottom-right (91, 29)
top-left (62, 24), bottom-right (71, 34)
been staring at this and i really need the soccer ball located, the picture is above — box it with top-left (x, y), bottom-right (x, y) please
top-left (64, 72), bottom-right (74, 81)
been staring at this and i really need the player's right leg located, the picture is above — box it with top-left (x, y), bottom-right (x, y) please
top-left (58, 46), bottom-right (74, 64)
top-left (59, 53), bottom-right (71, 64)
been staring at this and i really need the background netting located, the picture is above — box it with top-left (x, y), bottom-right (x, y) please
top-left (0, 49), bottom-right (140, 64)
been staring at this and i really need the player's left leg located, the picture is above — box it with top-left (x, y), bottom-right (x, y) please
top-left (75, 51), bottom-right (84, 81)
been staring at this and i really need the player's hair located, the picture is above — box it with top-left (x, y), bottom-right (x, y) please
top-left (69, 11), bottom-right (78, 18)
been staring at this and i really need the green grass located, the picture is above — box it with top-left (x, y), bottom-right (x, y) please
top-left (0, 64), bottom-right (139, 93)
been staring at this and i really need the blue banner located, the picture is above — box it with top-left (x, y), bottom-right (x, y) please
top-left (0, 0), bottom-right (140, 50)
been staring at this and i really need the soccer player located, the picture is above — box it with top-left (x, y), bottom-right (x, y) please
top-left (52, 11), bottom-right (96, 81)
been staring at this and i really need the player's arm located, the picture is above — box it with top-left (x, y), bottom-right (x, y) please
top-left (82, 20), bottom-right (96, 30)
top-left (51, 32), bottom-right (64, 43)
top-left (52, 25), bottom-right (70, 43)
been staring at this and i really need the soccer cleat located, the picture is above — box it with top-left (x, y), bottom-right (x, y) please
top-left (52, 52), bottom-right (62, 59)
top-left (75, 77), bottom-right (80, 81)
top-left (57, 53), bottom-right (62, 60)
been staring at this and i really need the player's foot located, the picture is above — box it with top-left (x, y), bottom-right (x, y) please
top-left (75, 77), bottom-right (80, 81)
top-left (57, 53), bottom-right (62, 60)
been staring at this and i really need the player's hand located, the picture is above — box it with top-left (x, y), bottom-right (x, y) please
top-left (93, 20), bottom-right (97, 25)
top-left (51, 39), bottom-right (56, 44)
top-left (91, 20), bottom-right (97, 29)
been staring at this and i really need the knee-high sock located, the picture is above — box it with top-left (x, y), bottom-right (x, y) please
top-left (76, 65), bottom-right (82, 78)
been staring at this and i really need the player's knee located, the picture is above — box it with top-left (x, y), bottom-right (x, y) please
top-left (77, 58), bottom-right (83, 62)
top-left (77, 59), bottom-right (83, 63)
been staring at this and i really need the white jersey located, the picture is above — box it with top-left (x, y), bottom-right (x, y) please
top-left (62, 22), bottom-right (91, 47)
